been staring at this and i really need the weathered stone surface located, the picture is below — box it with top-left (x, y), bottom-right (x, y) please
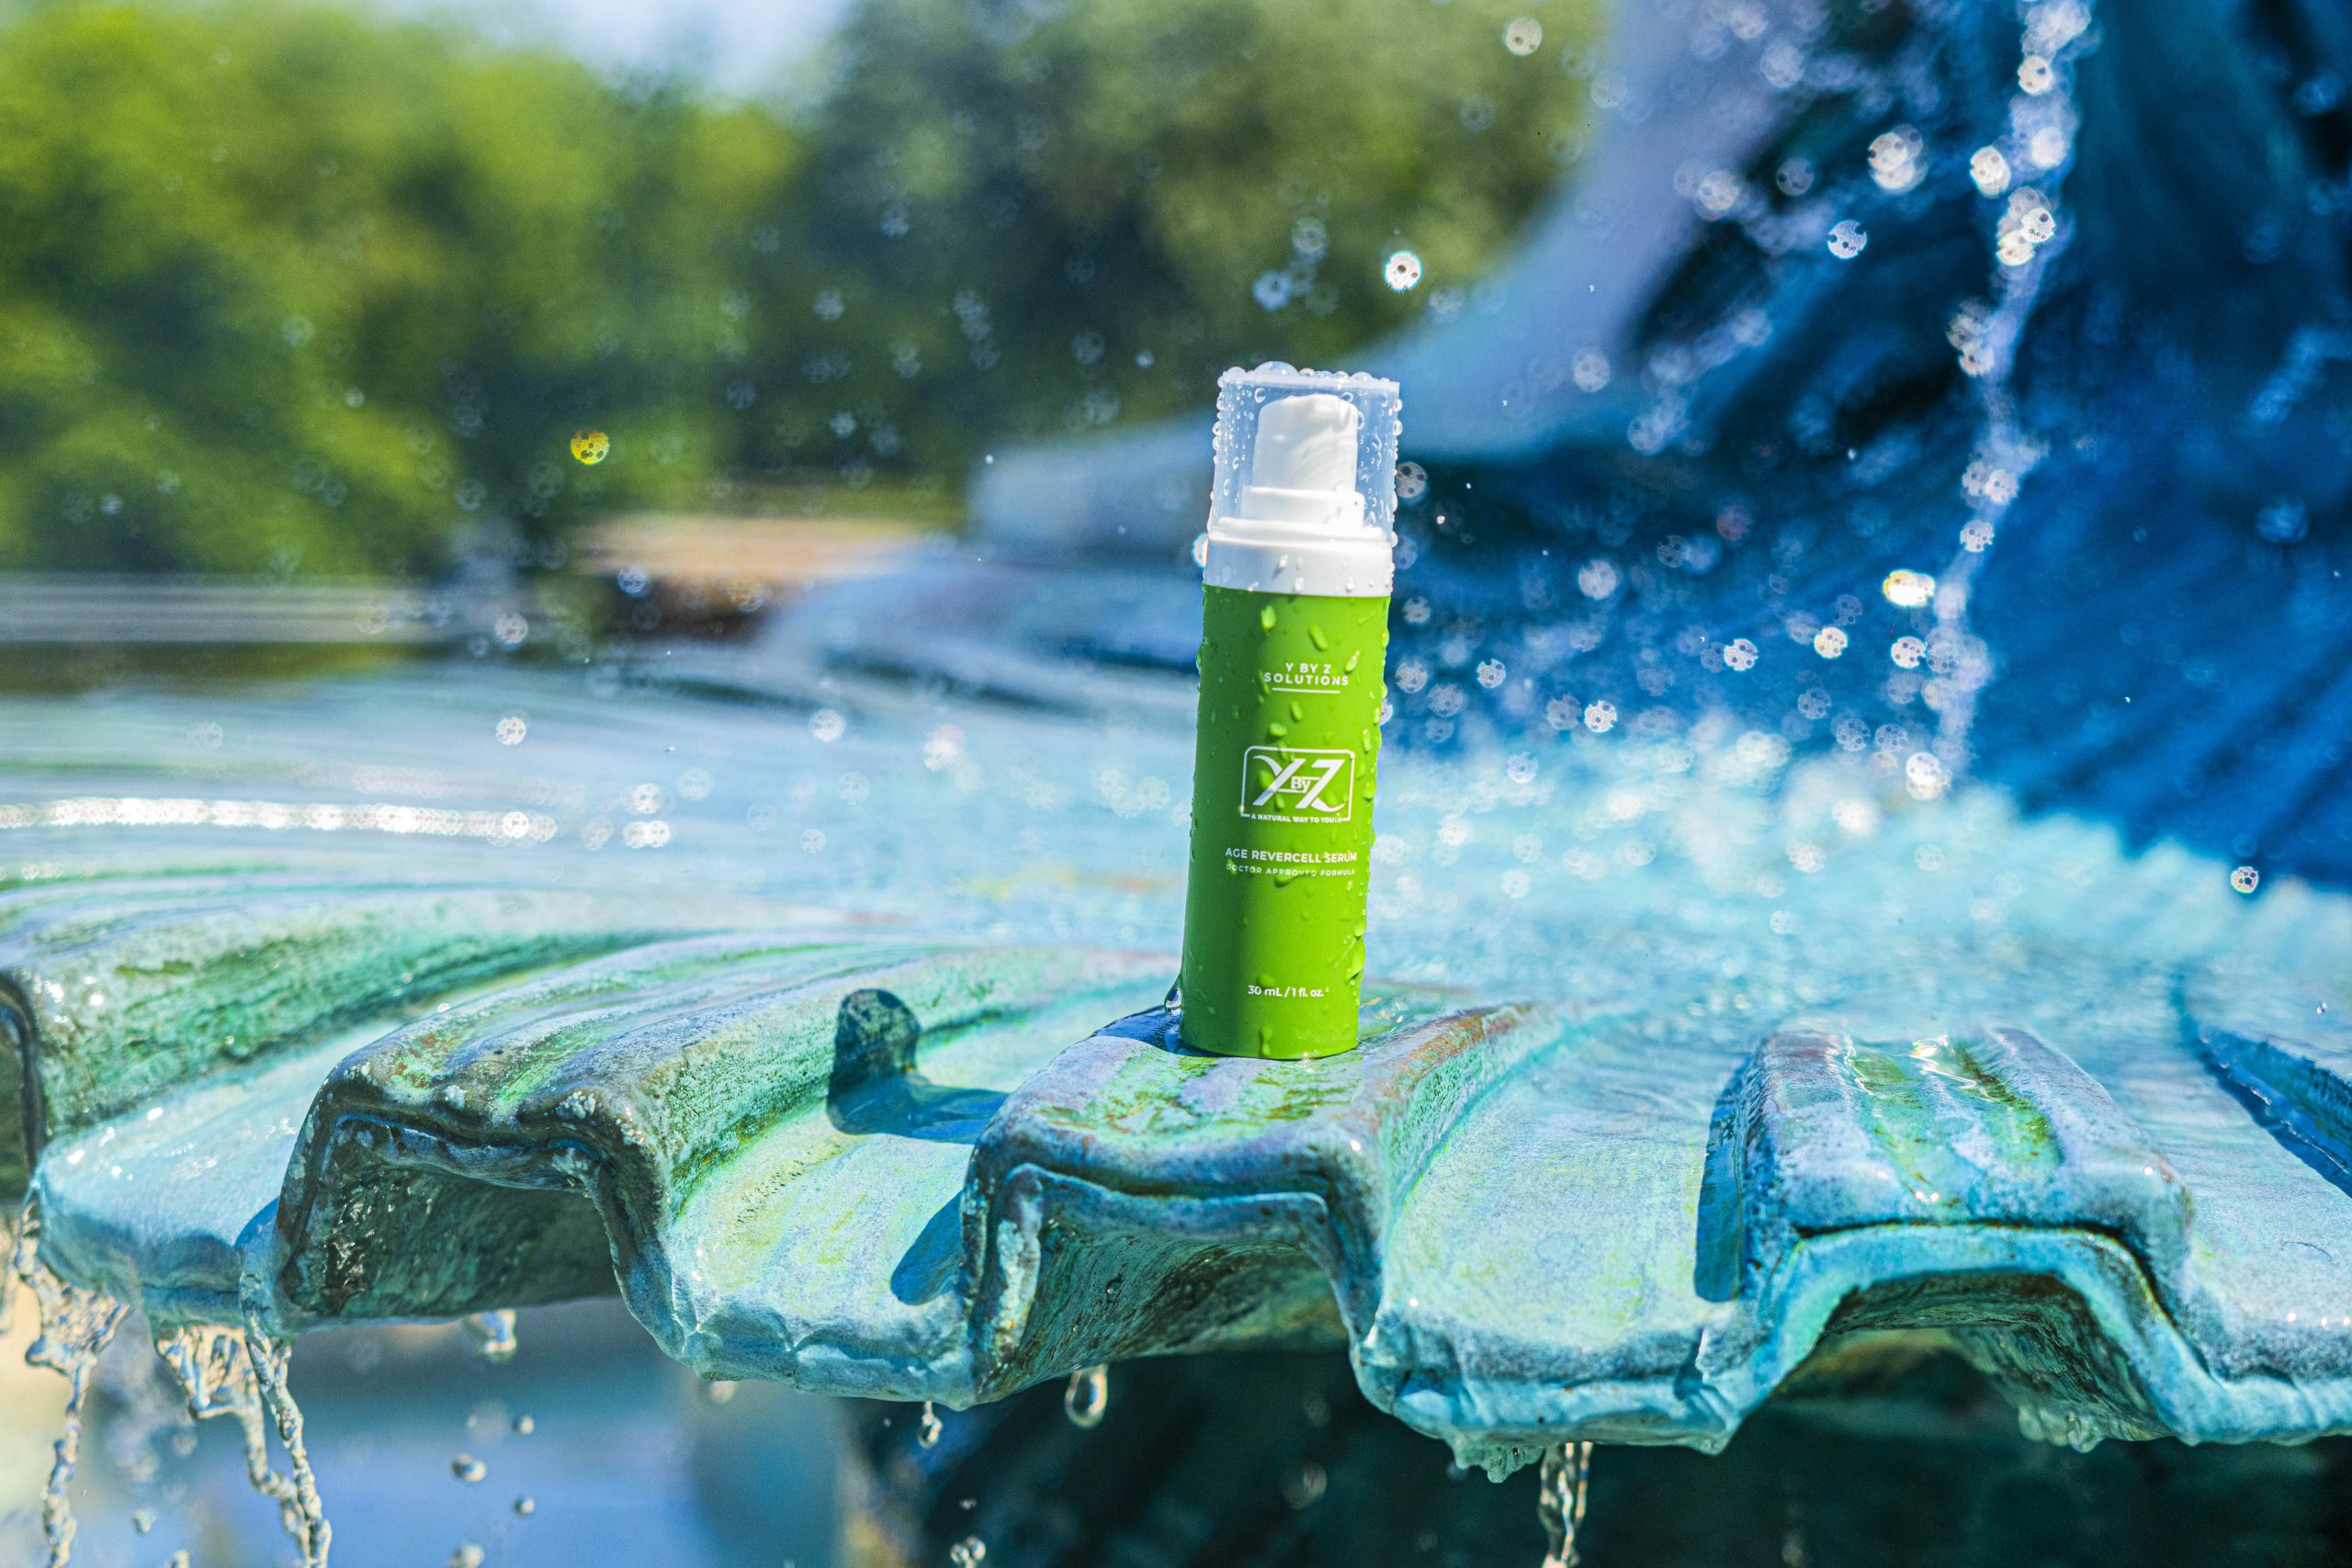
top-left (8, 659), bottom-right (2352, 1473)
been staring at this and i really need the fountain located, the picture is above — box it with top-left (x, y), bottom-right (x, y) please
top-left (8, 0), bottom-right (2352, 1560)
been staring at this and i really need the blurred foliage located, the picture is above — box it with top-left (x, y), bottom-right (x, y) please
top-left (776, 0), bottom-right (1600, 472)
top-left (0, 0), bottom-right (795, 575)
top-left (0, 0), bottom-right (1596, 576)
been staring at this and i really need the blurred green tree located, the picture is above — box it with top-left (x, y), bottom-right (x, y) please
top-left (0, 0), bottom-right (796, 575)
top-left (762, 0), bottom-right (1600, 480)
top-left (0, 0), bottom-right (1596, 573)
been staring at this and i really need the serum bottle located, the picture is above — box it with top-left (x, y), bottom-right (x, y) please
top-left (1179, 365), bottom-right (1402, 1058)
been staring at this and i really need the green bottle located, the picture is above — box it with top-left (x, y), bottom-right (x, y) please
top-left (1179, 366), bottom-right (1402, 1059)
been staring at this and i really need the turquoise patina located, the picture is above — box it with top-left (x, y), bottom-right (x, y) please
top-left (6, 615), bottom-right (2352, 1479)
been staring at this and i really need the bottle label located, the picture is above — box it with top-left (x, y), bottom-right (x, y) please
top-left (1238, 747), bottom-right (1355, 821)
top-left (1179, 586), bottom-right (1389, 1058)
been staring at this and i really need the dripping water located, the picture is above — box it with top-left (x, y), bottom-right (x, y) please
top-left (917, 1399), bottom-right (944, 1448)
top-left (9, 1195), bottom-right (129, 1568)
top-left (244, 1320), bottom-right (333, 1567)
top-left (153, 1320), bottom-right (334, 1567)
top-left (1536, 1440), bottom-right (1592, 1568)
top-left (1064, 1363), bottom-right (1108, 1428)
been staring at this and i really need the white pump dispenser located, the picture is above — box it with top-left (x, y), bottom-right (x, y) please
top-left (1202, 385), bottom-right (1395, 599)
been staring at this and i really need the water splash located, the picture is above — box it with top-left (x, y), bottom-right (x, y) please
top-left (1064, 1363), bottom-right (1108, 1428)
top-left (153, 1322), bottom-right (333, 1566)
top-left (1536, 1440), bottom-right (1593, 1568)
top-left (10, 1198), bottom-right (130, 1568)
top-left (1927, 0), bottom-right (2099, 776)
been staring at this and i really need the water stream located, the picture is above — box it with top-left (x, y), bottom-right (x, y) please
top-left (11, 1201), bottom-right (125, 1568)
top-left (1537, 1441), bottom-right (1594, 1568)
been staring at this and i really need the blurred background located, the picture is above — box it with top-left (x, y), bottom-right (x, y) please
top-left (0, 0), bottom-right (1589, 588)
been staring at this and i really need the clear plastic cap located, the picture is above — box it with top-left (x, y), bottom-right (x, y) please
top-left (1210, 364), bottom-right (1403, 539)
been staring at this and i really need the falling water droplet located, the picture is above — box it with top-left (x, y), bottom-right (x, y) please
top-left (949, 1536), bottom-right (988, 1567)
top-left (2232, 865), bottom-right (2260, 895)
top-left (451, 1453), bottom-right (487, 1483)
top-left (1503, 16), bottom-right (1544, 54)
top-left (1971, 145), bottom-right (2013, 197)
top-left (1826, 220), bottom-right (1869, 259)
top-left (568, 429), bottom-right (609, 466)
top-left (463, 1310), bottom-right (517, 1363)
top-left (447, 1545), bottom-right (485, 1568)
top-left (918, 1402), bottom-right (944, 1448)
top-left (513, 1495), bottom-right (537, 1517)
top-left (1385, 251), bottom-right (1423, 291)
top-left (1064, 1365), bottom-right (1109, 1428)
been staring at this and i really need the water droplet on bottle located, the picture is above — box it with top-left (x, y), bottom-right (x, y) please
top-left (1260, 604), bottom-right (1278, 631)
top-left (1308, 624), bottom-right (1331, 649)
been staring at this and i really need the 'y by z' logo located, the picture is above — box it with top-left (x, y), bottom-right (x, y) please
top-left (1240, 747), bottom-right (1354, 822)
